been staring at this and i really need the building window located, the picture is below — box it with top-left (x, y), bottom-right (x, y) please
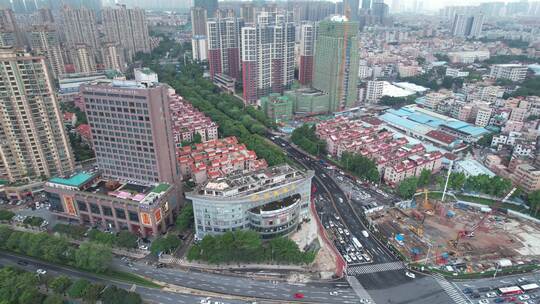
top-left (129, 211), bottom-right (138, 222)
top-left (77, 201), bottom-right (87, 212)
top-left (102, 206), bottom-right (113, 217)
top-left (115, 208), bottom-right (126, 219)
top-left (90, 203), bottom-right (100, 215)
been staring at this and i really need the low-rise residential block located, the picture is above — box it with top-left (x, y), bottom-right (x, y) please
top-left (178, 136), bottom-right (267, 184)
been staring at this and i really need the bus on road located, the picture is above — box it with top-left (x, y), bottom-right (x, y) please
top-left (352, 237), bottom-right (363, 249)
top-left (498, 286), bottom-right (524, 296)
top-left (520, 283), bottom-right (540, 292)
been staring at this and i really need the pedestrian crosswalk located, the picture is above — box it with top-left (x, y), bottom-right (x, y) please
top-left (160, 255), bottom-right (182, 265)
top-left (347, 276), bottom-right (376, 304)
top-left (347, 261), bottom-right (405, 275)
top-left (433, 274), bottom-right (470, 304)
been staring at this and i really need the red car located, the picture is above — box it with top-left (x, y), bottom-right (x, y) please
top-left (294, 293), bottom-right (305, 299)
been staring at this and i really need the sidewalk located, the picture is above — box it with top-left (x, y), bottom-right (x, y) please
top-left (159, 255), bottom-right (307, 272)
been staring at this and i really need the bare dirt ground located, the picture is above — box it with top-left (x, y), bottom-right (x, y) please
top-left (373, 200), bottom-right (540, 271)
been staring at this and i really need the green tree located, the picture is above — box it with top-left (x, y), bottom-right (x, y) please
top-left (50, 275), bottom-right (72, 294)
top-left (101, 285), bottom-right (142, 304)
top-left (74, 242), bottom-right (113, 273)
top-left (150, 234), bottom-right (181, 256)
top-left (0, 210), bottom-right (14, 221)
top-left (417, 169), bottom-right (432, 187)
top-left (82, 283), bottom-right (105, 303)
top-left (176, 203), bottom-right (194, 232)
top-left (193, 133), bottom-right (202, 144)
top-left (43, 294), bottom-right (65, 304)
top-left (340, 152), bottom-right (380, 183)
top-left (448, 172), bottom-right (466, 190)
top-left (116, 231), bottom-right (138, 249)
top-left (52, 224), bottom-right (87, 240)
top-left (67, 279), bottom-right (91, 298)
top-left (528, 190), bottom-right (540, 217)
top-left (23, 216), bottom-right (44, 227)
top-left (87, 229), bottom-right (116, 246)
top-left (291, 124), bottom-right (326, 156)
top-left (397, 177), bottom-right (419, 199)
top-left (477, 133), bottom-right (494, 147)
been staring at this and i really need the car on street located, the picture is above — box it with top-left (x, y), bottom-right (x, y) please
top-left (156, 263), bottom-right (166, 269)
top-left (478, 299), bottom-right (489, 304)
top-left (362, 254), bottom-right (371, 262)
top-left (329, 291), bottom-right (338, 296)
top-left (494, 298), bottom-right (505, 303)
top-left (463, 288), bottom-right (473, 294)
top-left (17, 260), bottom-right (28, 266)
top-left (139, 244), bottom-right (149, 250)
top-left (36, 269), bottom-right (46, 275)
top-left (519, 295), bottom-right (531, 301)
top-left (405, 271), bottom-right (416, 279)
top-left (294, 293), bottom-right (304, 299)
top-left (360, 299), bottom-right (371, 303)
top-left (486, 292), bottom-right (498, 298)
top-left (362, 230), bottom-right (369, 238)
top-left (344, 254), bottom-right (352, 263)
top-left (344, 229), bottom-right (350, 236)
top-left (478, 287), bottom-right (491, 292)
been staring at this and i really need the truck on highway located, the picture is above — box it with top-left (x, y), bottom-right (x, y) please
top-left (352, 237), bottom-right (363, 249)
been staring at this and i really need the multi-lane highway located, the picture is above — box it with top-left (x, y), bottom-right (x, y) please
top-left (269, 134), bottom-right (460, 304)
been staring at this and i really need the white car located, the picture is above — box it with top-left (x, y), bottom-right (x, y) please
top-left (139, 244), bottom-right (149, 250)
top-left (360, 299), bottom-right (371, 304)
top-left (486, 292), bottom-right (497, 298)
top-left (362, 230), bottom-right (369, 238)
top-left (329, 291), bottom-right (338, 296)
top-left (351, 255), bottom-right (358, 261)
top-left (344, 255), bottom-right (352, 263)
top-left (36, 269), bottom-right (47, 275)
top-left (337, 228), bottom-right (343, 234)
top-left (519, 295), bottom-right (531, 301)
top-left (344, 229), bottom-right (350, 236)
top-left (405, 271), bottom-right (416, 279)
top-left (478, 299), bottom-right (489, 304)
top-left (362, 254), bottom-right (372, 262)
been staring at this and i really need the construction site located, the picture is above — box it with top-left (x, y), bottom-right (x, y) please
top-left (370, 189), bottom-right (540, 273)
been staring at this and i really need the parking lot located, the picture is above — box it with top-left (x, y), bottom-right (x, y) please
top-left (455, 273), bottom-right (540, 304)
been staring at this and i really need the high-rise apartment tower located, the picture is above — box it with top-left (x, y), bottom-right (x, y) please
top-left (312, 16), bottom-right (359, 111)
top-left (241, 11), bottom-right (295, 104)
top-left (0, 47), bottom-right (75, 183)
top-left (207, 15), bottom-right (244, 80)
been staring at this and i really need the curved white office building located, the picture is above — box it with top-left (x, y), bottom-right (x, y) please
top-left (186, 165), bottom-right (314, 239)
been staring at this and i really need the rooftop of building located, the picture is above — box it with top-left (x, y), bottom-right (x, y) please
top-left (49, 172), bottom-right (95, 188)
top-left (178, 136), bottom-right (267, 175)
top-left (191, 164), bottom-right (307, 198)
top-left (456, 159), bottom-right (496, 177)
top-left (380, 105), bottom-right (489, 138)
top-left (47, 172), bottom-right (171, 205)
top-left (135, 67), bottom-right (156, 75)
